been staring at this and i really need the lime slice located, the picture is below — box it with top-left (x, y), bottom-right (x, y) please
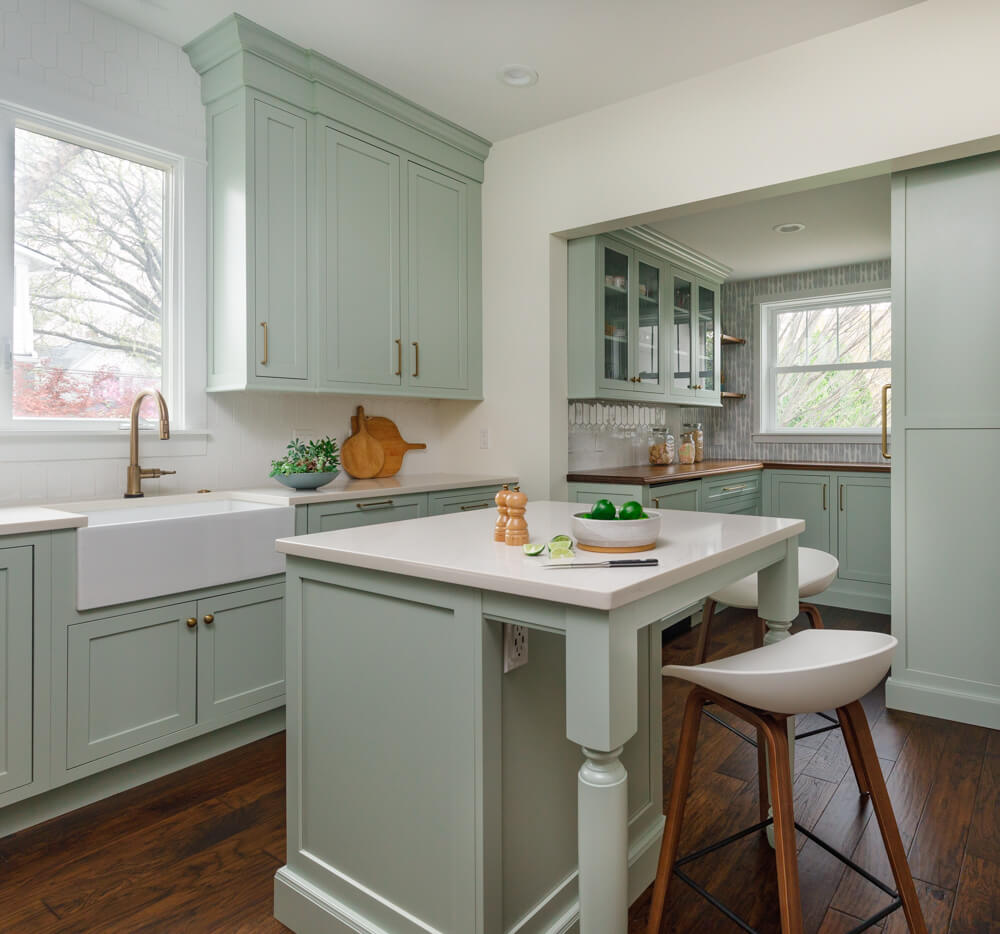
top-left (522, 543), bottom-right (545, 556)
top-left (550, 534), bottom-right (572, 544)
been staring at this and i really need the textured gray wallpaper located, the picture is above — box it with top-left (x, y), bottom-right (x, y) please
top-left (681, 259), bottom-right (892, 464)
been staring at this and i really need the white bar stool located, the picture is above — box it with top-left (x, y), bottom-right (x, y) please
top-left (646, 630), bottom-right (928, 934)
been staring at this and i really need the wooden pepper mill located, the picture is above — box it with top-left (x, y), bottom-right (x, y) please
top-left (494, 484), bottom-right (510, 542)
top-left (504, 486), bottom-right (529, 547)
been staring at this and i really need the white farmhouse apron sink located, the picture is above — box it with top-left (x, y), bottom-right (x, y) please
top-left (70, 494), bottom-right (295, 610)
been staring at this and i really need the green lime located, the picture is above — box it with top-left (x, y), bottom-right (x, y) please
top-left (550, 533), bottom-right (572, 543)
top-left (549, 548), bottom-right (575, 559)
top-left (618, 501), bottom-right (646, 521)
top-left (590, 499), bottom-right (617, 521)
top-left (522, 543), bottom-right (545, 556)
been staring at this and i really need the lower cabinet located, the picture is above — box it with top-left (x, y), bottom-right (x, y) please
top-left (66, 582), bottom-right (284, 769)
top-left (648, 480), bottom-right (701, 512)
top-left (0, 545), bottom-right (33, 796)
top-left (767, 471), bottom-right (835, 553)
top-left (427, 486), bottom-right (498, 515)
top-left (836, 475), bottom-right (891, 585)
top-left (306, 492), bottom-right (427, 532)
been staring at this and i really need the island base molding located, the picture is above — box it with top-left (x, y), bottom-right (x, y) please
top-left (274, 821), bottom-right (665, 934)
top-left (886, 675), bottom-right (1000, 731)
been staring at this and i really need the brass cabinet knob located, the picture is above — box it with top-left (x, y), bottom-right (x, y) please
top-left (186, 617), bottom-right (197, 628)
top-left (203, 614), bottom-right (215, 625)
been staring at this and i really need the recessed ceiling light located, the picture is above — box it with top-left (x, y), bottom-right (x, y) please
top-left (498, 64), bottom-right (539, 88)
top-left (773, 222), bottom-right (806, 234)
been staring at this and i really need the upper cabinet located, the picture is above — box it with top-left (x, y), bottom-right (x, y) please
top-left (568, 228), bottom-right (729, 405)
top-left (186, 15), bottom-right (489, 399)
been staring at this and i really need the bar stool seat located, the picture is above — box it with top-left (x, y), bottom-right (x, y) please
top-left (710, 547), bottom-right (839, 610)
top-left (646, 630), bottom-right (928, 934)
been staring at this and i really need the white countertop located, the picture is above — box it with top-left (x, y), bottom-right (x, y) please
top-left (276, 501), bottom-right (805, 611)
top-left (0, 472), bottom-right (514, 536)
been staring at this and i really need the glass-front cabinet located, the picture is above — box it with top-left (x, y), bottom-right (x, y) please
top-left (567, 229), bottom-right (723, 404)
top-left (595, 241), bottom-right (665, 396)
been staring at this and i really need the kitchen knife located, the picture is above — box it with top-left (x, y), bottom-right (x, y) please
top-left (542, 559), bottom-right (659, 569)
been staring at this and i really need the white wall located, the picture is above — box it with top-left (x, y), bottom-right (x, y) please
top-left (438, 0), bottom-right (1000, 500)
top-left (0, 0), bottom-right (451, 505)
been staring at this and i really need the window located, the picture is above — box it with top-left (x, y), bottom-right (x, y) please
top-left (5, 122), bottom-right (172, 425)
top-left (759, 289), bottom-right (891, 435)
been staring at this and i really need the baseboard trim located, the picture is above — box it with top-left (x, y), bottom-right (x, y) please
top-left (0, 709), bottom-right (285, 840)
top-left (809, 583), bottom-right (890, 616)
top-left (886, 676), bottom-right (1000, 730)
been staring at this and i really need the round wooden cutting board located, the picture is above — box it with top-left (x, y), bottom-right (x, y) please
top-left (340, 406), bottom-right (385, 478)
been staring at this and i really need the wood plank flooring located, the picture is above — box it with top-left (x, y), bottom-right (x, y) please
top-left (1, 605), bottom-right (996, 932)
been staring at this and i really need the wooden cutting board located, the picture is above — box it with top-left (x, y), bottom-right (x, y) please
top-left (349, 411), bottom-right (427, 478)
top-left (340, 406), bottom-right (386, 479)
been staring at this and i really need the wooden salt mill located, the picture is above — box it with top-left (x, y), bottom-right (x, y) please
top-left (494, 484), bottom-right (510, 542)
top-left (504, 486), bottom-right (529, 547)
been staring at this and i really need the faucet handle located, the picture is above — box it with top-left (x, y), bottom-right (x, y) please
top-left (141, 468), bottom-right (176, 479)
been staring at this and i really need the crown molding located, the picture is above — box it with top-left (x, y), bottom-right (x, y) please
top-left (620, 225), bottom-right (733, 281)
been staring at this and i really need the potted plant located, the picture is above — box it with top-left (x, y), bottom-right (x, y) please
top-left (269, 437), bottom-right (341, 490)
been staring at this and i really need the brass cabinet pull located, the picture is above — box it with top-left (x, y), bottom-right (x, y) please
top-left (881, 383), bottom-right (891, 460)
top-left (822, 483), bottom-right (828, 511)
top-left (412, 341), bottom-right (419, 378)
top-left (840, 484), bottom-right (845, 512)
top-left (459, 502), bottom-right (491, 511)
top-left (394, 338), bottom-right (402, 377)
top-left (203, 614), bottom-right (214, 625)
top-left (356, 499), bottom-right (394, 509)
top-left (260, 322), bottom-right (268, 366)
top-left (720, 485), bottom-right (748, 493)
top-left (186, 617), bottom-right (197, 629)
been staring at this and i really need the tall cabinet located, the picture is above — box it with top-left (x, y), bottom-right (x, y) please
top-left (887, 152), bottom-right (1000, 730)
top-left (186, 15), bottom-right (488, 400)
top-left (568, 227), bottom-right (728, 404)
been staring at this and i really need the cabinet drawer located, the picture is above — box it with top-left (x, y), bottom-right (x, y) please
top-left (306, 493), bottom-right (427, 532)
top-left (702, 493), bottom-right (761, 516)
top-left (568, 484), bottom-right (646, 509)
top-left (66, 603), bottom-right (198, 768)
top-left (703, 472), bottom-right (761, 504)
top-left (648, 481), bottom-right (701, 511)
top-left (428, 486), bottom-right (500, 516)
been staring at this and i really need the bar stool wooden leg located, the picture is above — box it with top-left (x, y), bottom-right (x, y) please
top-left (801, 602), bottom-right (824, 629)
top-left (695, 599), bottom-right (717, 664)
top-left (841, 701), bottom-right (929, 934)
top-left (646, 689), bottom-right (707, 934)
top-left (753, 619), bottom-right (769, 821)
top-left (836, 707), bottom-right (871, 797)
top-left (762, 716), bottom-right (804, 934)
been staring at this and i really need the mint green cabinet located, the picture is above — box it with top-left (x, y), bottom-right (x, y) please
top-left (197, 583), bottom-right (285, 724)
top-left (319, 127), bottom-right (401, 389)
top-left (427, 486), bottom-right (499, 515)
top-left (306, 493), bottom-right (428, 533)
top-left (567, 483), bottom-right (646, 510)
top-left (0, 546), bottom-right (33, 795)
top-left (66, 603), bottom-right (199, 768)
top-left (648, 481), bottom-right (701, 512)
top-left (836, 475), bottom-right (890, 584)
top-left (767, 471), bottom-right (835, 553)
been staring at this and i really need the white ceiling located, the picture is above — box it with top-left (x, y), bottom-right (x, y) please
top-left (648, 175), bottom-right (891, 280)
top-left (87, 0), bottom-right (921, 141)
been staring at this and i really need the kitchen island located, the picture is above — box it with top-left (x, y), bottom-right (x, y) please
top-left (273, 502), bottom-right (803, 934)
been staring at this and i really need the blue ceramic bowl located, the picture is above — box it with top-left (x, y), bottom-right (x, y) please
top-left (272, 470), bottom-right (340, 490)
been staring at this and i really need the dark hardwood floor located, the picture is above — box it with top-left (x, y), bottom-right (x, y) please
top-left (1, 605), bottom-right (996, 933)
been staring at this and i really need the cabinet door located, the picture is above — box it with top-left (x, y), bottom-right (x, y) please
top-left (633, 251), bottom-right (666, 396)
top-left (598, 240), bottom-right (633, 392)
top-left (307, 493), bottom-right (428, 533)
top-left (649, 481), bottom-right (701, 512)
top-left (837, 474), bottom-right (891, 584)
top-left (253, 97), bottom-right (309, 381)
top-left (570, 485), bottom-right (646, 510)
top-left (197, 584), bottom-right (285, 725)
top-left (0, 546), bottom-right (32, 795)
top-left (769, 472), bottom-right (834, 554)
top-left (66, 603), bottom-right (197, 768)
top-left (321, 128), bottom-right (401, 387)
top-left (693, 280), bottom-right (721, 403)
top-left (407, 162), bottom-right (469, 391)
top-left (668, 270), bottom-right (697, 401)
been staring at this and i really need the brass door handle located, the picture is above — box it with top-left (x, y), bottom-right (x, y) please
top-left (881, 383), bottom-right (891, 460)
top-left (260, 322), bottom-right (268, 366)
top-left (412, 341), bottom-right (419, 378)
top-left (394, 338), bottom-right (402, 377)
top-left (203, 614), bottom-right (214, 625)
top-left (840, 484), bottom-right (845, 512)
top-left (822, 483), bottom-right (827, 511)
top-left (356, 499), bottom-right (394, 509)
top-left (186, 617), bottom-right (197, 628)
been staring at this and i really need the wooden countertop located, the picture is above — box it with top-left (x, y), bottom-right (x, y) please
top-left (567, 459), bottom-right (890, 485)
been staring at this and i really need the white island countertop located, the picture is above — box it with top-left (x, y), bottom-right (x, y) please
top-left (277, 501), bottom-right (804, 611)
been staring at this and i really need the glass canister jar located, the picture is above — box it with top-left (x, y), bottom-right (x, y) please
top-left (678, 430), bottom-right (696, 465)
top-left (684, 422), bottom-right (705, 462)
top-left (648, 428), bottom-right (675, 465)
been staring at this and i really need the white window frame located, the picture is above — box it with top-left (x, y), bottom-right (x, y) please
top-left (753, 283), bottom-right (891, 444)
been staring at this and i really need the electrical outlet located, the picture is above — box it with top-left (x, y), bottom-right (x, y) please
top-left (479, 428), bottom-right (490, 450)
top-left (503, 623), bottom-right (528, 673)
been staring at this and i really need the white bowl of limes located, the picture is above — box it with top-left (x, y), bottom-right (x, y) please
top-left (570, 499), bottom-right (661, 550)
